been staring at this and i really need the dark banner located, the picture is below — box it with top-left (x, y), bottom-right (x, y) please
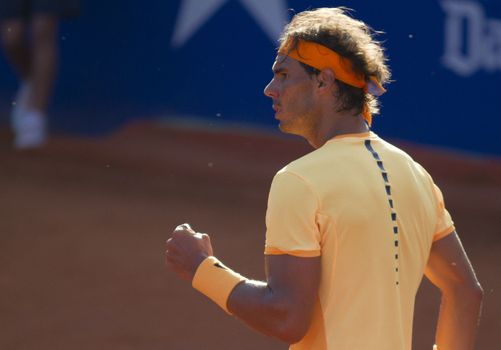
top-left (0, 0), bottom-right (500, 155)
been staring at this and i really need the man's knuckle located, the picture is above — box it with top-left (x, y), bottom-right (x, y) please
top-left (175, 223), bottom-right (191, 231)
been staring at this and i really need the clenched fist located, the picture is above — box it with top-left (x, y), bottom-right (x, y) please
top-left (165, 223), bottom-right (214, 281)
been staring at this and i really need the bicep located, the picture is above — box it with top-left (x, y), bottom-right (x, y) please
top-left (225, 254), bottom-right (320, 343)
top-left (424, 231), bottom-right (480, 293)
top-left (265, 254), bottom-right (320, 321)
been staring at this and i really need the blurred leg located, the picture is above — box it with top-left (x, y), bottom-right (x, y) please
top-left (7, 14), bottom-right (58, 148)
top-left (29, 14), bottom-right (58, 112)
top-left (0, 19), bottom-right (31, 80)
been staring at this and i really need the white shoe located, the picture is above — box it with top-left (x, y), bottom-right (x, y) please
top-left (13, 109), bottom-right (47, 149)
top-left (10, 81), bottom-right (32, 129)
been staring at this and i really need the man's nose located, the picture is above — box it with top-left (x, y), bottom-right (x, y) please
top-left (263, 79), bottom-right (277, 98)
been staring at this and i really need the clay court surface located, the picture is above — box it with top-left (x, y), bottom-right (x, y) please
top-left (0, 122), bottom-right (500, 349)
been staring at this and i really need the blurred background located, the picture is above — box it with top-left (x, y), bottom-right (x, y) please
top-left (1, 0), bottom-right (500, 153)
top-left (0, 0), bottom-right (500, 349)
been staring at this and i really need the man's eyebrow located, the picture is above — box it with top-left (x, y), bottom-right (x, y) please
top-left (272, 67), bottom-right (287, 74)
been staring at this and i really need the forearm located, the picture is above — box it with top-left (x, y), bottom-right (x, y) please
top-left (167, 226), bottom-right (319, 345)
top-left (227, 279), bottom-right (294, 343)
top-left (189, 254), bottom-right (318, 344)
top-left (435, 287), bottom-right (483, 350)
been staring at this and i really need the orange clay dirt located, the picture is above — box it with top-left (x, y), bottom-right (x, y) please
top-left (0, 121), bottom-right (500, 349)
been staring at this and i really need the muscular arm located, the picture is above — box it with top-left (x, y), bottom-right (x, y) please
top-left (165, 224), bottom-right (320, 344)
top-left (424, 231), bottom-right (483, 350)
top-left (228, 255), bottom-right (320, 344)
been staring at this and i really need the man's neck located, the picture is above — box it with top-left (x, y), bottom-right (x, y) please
top-left (308, 110), bottom-right (369, 149)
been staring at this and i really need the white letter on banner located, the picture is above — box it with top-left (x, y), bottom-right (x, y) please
top-left (441, 1), bottom-right (484, 76)
top-left (484, 19), bottom-right (501, 72)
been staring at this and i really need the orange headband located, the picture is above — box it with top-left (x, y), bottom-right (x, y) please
top-left (278, 39), bottom-right (386, 126)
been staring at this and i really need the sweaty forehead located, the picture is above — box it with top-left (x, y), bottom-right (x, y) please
top-left (272, 54), bottom-right (298, 71)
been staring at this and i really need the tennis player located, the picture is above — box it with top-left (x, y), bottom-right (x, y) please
top-left (165, 7), bottom-right (483, 350)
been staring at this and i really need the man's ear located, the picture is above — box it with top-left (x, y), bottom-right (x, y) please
top-left (316, 69), bottom-right (336, 92)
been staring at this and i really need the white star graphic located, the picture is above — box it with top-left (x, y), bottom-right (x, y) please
top-left (171, 0), bottom-right (288, 47)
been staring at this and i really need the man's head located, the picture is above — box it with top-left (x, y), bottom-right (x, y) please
top-left (264, 7), bottom-right (391, 139)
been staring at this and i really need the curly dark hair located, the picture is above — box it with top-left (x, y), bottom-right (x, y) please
top-left (279, 7), bottom-right (391, 117)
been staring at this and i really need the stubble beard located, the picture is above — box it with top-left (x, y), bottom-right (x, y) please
top-left (278, 112), bottom-right (312, 140)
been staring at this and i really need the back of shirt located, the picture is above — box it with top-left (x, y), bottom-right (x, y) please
top-left (265, 132), bottom-right (455, 350)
